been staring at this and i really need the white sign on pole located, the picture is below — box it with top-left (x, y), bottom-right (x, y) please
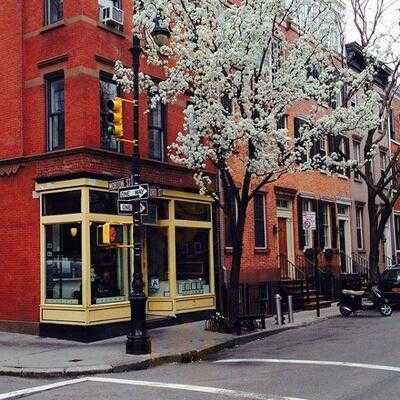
top-left (302, 211), bottom-right (316, 230)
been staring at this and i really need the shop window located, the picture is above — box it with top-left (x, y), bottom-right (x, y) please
top-left (45, 0), bottom-right (63, 25)
top-left (89, 190), bottom-right (118, 214)
top-left (147, 227), bottom-right (169, 297)
top-left (45, 223), bottom-right (82, 304)
top-left (90, 222), bottom-right (127, 304)
top-left (42, 190), bottom-right (81, 215)
top-left (175, 201), bottom-right (211, 221)
top-left (150, 199), bottom-right (169, 220)
top-left (176, 228), bottom-right (210, 295)
top-left (100, 73), bottom-right (122, 152)
top-left (46, 74), bottom-right (65, 152)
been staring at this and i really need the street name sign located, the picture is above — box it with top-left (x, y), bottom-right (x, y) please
top-left (108, 176), bottom-right (134, 191)
top-left (119, 184), bottom-right (149, 201)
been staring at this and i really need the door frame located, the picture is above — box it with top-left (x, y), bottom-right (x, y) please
top-left (277, 200), bottom-right (295, 278)
top-left (337, 203), bottom-right (352, 273)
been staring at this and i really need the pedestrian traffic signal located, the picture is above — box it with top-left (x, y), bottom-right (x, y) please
top-left (107, 98), bottom-right (124, 138)
top-left (97, 223), bottom-right (124, 246)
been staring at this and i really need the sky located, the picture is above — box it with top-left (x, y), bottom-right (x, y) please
top-left (345, 0), bottom-right (399, 46)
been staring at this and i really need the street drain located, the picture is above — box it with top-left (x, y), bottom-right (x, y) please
top-left (68, 359), bottom-right (82, 363)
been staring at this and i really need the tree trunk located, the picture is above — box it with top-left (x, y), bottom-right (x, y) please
top-left (227, 204), bottom-right (247, 326)
top-left (367, 187), bottom-right (380, 283)
top-left (368, 235), bottom-right (380, 284)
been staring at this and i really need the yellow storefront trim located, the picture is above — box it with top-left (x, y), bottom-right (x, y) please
top-left (39, 179), bottom-right (216, 326)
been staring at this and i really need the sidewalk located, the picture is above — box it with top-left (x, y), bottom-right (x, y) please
top-left (0, 306), bottom-right (339, 378)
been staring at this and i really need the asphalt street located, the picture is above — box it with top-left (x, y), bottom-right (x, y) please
top-left (1, 310), bottom-right (400, 400)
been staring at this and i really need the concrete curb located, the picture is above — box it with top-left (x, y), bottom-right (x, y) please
top-left (0, 313), bottom-right (339, 378)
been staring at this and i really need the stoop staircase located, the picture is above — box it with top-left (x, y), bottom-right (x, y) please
top-left (279, 254), bottom-right (332, 310)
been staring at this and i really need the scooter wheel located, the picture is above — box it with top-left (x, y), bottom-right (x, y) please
top-left (379, 303), bottom-right (392, 317)
top-left (339, 305), bottom-right (352, 317)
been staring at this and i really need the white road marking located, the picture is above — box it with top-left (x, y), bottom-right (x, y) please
top-left (0, 378), bottom-right (88, 400)
top-left (215, 358), bottom-right (400, 373)
top-left (90, 377), bottom-right (309, 400)
top-left (0, 376), bottom-right (310, 400)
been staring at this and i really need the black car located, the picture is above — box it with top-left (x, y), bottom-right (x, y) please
top-left (378, 267), bottom-right (400, 306)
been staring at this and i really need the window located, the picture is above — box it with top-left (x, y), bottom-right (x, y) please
top-left (270, 37), bottom-right (282, 79)
top-left (321, 204), bottom-right (331, 248)
top-left (89, 190), bottom-right (118, 214)
top-left (175, 201), bottom-right (211, 222)
top-left (302, 198), bottom-right (314, 248)
top-left (43, 191), bottom-right (81, 215)
top-left (356, 206), bottom-right (364, 250)
top-left (395, 215), bottom-right (400, 251)
top-left (332, 136), bottom-right (350, 177)
top-left (257, 37), bottom-right (282, 80)
top-left (381, 269), bottom-right (400, 282)
top-left (277, 198), bottom-right (289, 209)
top-left (45, 223), bottom-right (82, 304)
top-left (254, 193), bottom-right (266, 248)
top-left (45, 0), bottom-right (63, 25)
top-left (90, 222), bottom-right (127, 304)
top-left (147, 227), bottom-right (169, 297)
top-left (337, 204), bottom-right (349, 216)
top-left (353, 141), bottom-right (362, 181)
top-left (293, 117), bottom-right (308, 163)
top-left (148, 97), bottom-right (166, 161)
top-left (46, 75), bottom-right (65, 151)
top-left (100, 74), bottom-right (122, 152)
top-left (176, 228), bottom-right (210, 295)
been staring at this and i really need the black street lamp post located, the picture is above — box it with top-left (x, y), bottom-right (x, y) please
top-left (126, 33), bottom-right (150, 355)
top-left (126, 24), bottom-right (170, 355)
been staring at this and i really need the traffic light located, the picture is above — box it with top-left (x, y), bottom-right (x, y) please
top-left (107, 97), bottom-right (124, 138)
top-left (97, 223), bottom-right (124, 246)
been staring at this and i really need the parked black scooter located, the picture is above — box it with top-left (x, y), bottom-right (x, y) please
top-left (338, 285), bottom-right (392, 317)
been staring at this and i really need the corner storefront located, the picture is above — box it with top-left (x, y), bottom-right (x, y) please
top-left (35, 178), bottom-right (215, 340)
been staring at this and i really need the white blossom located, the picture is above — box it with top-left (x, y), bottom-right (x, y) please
top-left (118, 0), bottom-right (381, 196)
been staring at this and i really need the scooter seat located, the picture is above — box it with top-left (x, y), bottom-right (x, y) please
top-left (342, 289), bottom-right (365, 296)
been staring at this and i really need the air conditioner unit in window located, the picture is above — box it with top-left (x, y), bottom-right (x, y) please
top-left (100, 3), bottom-right (124, 27)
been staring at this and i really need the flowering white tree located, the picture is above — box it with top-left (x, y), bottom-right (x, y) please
top-left (344, 0), bottom-right (400, 282)
top-left (116, 0), bottom-right (380, 324)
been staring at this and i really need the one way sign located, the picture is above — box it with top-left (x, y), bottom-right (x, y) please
top-left (118, 184), bottom-right (149, 201)
top-left (118, 201), bottom-right (148, 215)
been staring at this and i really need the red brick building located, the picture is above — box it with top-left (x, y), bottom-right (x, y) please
top-left (0, 0), bottom-right (217, 340)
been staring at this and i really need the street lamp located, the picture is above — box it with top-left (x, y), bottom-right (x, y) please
top-left (126, 24), bottom-right (170, 355)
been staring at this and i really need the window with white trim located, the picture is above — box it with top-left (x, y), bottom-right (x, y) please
top-left (321, 204), bottom-right (331, 248)
top-left (356, 206), bottom-right (364, 250)
top-left (45, 0), bottom-right (63, 25)
top-left (302, 198), bottom-right (314, 248)
top-left (353, 140), bottom-right (362, 180)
